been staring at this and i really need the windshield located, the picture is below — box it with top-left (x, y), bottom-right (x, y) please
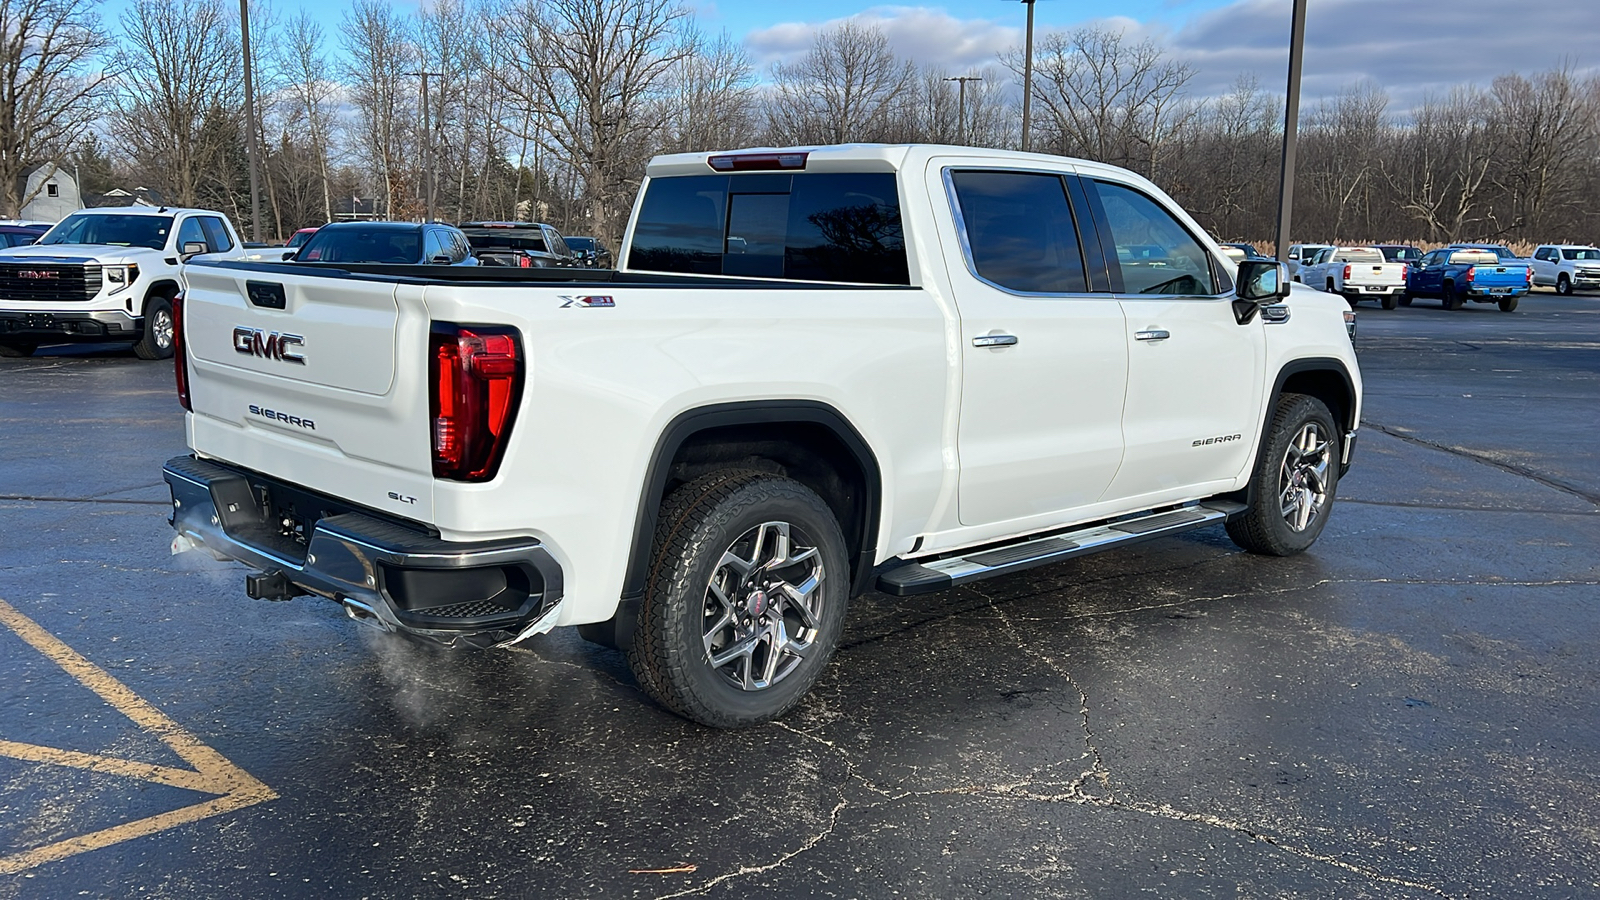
top-left (1380, 246), bottom-right (1420, 262)
top-left (39, 214), bottom-right (174, 251)
top-left (565, 237), bottom-right (595, 252)
top-left (299, 227), bottom-right (421, 263)
top-left (1561, 248), bottom-right (1600, 260)
top-left (286, 230), bottom-right (317, 248)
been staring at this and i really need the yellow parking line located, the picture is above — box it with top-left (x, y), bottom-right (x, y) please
top-left (0, 597), bottom-right (277, 875)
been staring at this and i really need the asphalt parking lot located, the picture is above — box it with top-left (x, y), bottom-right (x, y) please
top-left (2, 290), bottom-right (1598, 899)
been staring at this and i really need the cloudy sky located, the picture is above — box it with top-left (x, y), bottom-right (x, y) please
top-left (118, 0), bottom-right (1600, 109)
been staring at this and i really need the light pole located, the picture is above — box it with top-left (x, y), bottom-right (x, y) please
top-left (1020, 0), bottom-right (1036, 152)
top-left (943, 75), bottom-right (983, 145)
top-left (1274, 0), bottom-right (1308, 262)
top-left (406, 70), bottom-right (443, 222)
top-left (240, 0), bottom-right (262, 241)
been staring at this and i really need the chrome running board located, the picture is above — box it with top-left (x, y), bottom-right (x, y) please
top-left (876, 501), bottom-right (1247, 596)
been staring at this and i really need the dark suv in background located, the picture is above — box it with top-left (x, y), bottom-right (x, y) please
top-left (291, 222), bottom-right (477, 265)
top-left (458, 222), bottom-right (578, 268)
top-left (563, 236), bottom-right (613, 268)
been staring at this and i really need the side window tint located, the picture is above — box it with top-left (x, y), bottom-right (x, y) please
top-left (950, 170), bottom-right (1086, 294)
top-left (784, 172), bottom-right (908, 285)
top-left (630, 175), bottom-right (727, 274)
top-left (199, 216), bottom-right (233, 252)
top-left (177, 217), bottom-right (206, 251)
top-left (424, 230), bottom-right (447, 261)
top-left (1092, 181), bottom-right (1217, 295)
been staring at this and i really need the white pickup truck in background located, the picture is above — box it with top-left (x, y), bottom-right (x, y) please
top-left (0, 207), bottom-right (244, 359)
top-left (1296, 246), bottom-right (1409, 309)
top-left (163, 144), bottom-right (1362, 727)
top-left (1530, 244), bottom-right (1600, 295)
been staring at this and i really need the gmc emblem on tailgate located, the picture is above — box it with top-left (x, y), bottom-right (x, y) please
top-left (233, 326), bottom-right (306, 365)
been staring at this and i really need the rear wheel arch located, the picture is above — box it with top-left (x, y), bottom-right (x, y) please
top-left (608, 401), bottom-right (883, 642)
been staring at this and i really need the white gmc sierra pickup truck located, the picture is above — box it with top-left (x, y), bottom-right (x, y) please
top-left (163, 145), bottom-right (1362, 727)
top-left (0, 206), bottom-right (244, 359)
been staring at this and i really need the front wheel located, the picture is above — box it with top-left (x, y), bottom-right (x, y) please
top-left (627, 469), bottom-right (850, 728)
top-left (1498, 295), bottom-right (1519, 312)
top-left (0, 340), bottom-right (38, 358)
top-left (133, 295), bottom-right (175, 360)
top-left (1556, 274), bottom-right (1572, 296)
top-left (1226, 394), bottom-right (1340, 557)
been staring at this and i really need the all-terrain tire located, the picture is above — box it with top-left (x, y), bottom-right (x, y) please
top-left (626, 469), bottom-right (850, 728)
top-left (1226, 393), bottom-right (1341, 557)
top-left (133, 295), bottom-right (175, 360)
top-left (0, 340), bottom-right (37, 358)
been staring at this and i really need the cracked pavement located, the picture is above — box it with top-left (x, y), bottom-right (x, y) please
top-left (3, 296), bottom-right (1599, 899)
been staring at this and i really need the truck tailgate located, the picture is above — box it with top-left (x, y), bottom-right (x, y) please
top-left (181, 263), bottom-right (436, 521)
top-left (1345, 263), bottom-right (1405, 286)
top-left (1470, 264), bottom-right (1529, 288)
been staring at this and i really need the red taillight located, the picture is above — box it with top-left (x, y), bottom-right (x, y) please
top-left (173, 293), bottom-right (191, 411)
top-left (1400, 264), bottom-right (1408, 280)
top-left (1343, 264), bottom-right (1351, 281)
top-left (518, 255), bottom-right (532, 268)
top-left (1466, 268), bottom-right (1476, 283)
top-left (707, 152), bottom-right (809, 172)
top-left (430, 323), bottom-right (522, 482)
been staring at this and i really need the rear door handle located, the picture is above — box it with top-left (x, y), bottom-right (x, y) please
top-left (1134, 330), bottom-right (1170, 342)
top-left (972, 334), bottom-right (1018, 348)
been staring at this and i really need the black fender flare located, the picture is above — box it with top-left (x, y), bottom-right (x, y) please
top-left (620, 400), bottom-right (883, 607)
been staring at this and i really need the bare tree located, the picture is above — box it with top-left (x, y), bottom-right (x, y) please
top-left (113, 0), bottom-right (243, 210)
top-left (766, 21), bottom-right (915, 145)
top-left (0, 0), bottom-right (110, 216)
top-left (656, 29), bottom-right (759, 154)
top-left (1009, 26), bottom-right (1195, 178)
top-left (277, 11), bottom-right (337, 225)
top-left (340, 0), bottom-right (415, 219)
top-left (1301, 83), bottom-right (1389, 238)
top-left (500, 0), bottom-right (691, 245)
top-left (1486, 66), bottom-right (1597, 235)
top-left (1387, 88), bottom-right (1496, 242)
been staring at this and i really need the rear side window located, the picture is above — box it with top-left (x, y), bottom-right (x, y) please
top-left (1091, 181), bottom-right (1217, 295)
top-left (949, 170), bottom-right (1087, 294)
top-left (200, 216), bottom-right (234, 252)
top-left (629, 172), bottom-right (909, 285)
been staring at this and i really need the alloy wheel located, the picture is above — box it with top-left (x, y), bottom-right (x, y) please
top-left (701, 521), bottom-right (825, 691)
top-left (1279, 423), bottom-right (1331, 533)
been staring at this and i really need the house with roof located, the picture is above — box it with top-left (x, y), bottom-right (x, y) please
top-left (14, 163), bottom-right (81, 222)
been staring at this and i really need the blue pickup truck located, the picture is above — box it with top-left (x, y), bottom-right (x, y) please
top-left (1406, 246), bottom-right (1531, 312)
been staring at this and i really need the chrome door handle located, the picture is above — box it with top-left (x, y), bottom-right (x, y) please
top-left (972, 334), bottom-right (1018, 348)
top-left (1134, 329), bottom-right (1170, 342)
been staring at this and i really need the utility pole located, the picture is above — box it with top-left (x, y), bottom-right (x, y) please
top-left (240, 0), bottom-right (262, 241)
top-left (1020, 0), bottom-right (1036, 152)
top-left (943, 76), bottom-right (983, 145)
top-left (1274, 0), bottom-right (1308, 262)
top-left (406, 70), bottom-right (443, 221)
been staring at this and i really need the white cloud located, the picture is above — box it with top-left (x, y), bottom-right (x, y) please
top-left (745, 6), bottom-right (1021, 71)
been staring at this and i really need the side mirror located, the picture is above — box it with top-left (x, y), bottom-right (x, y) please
top-left (1237, 259), bottom-right (1289, 302)
top-left (430, 254), bottom-right (452, 265)
top-left (281, 249), bottom-right (298, 261)
top-left (181, 241), bottom-right (208, 258)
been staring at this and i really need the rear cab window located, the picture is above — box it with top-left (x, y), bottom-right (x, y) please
top-left (946, 169), bottom-right (1088, 294)
top-left (628, 172), bottom-right (910, 285)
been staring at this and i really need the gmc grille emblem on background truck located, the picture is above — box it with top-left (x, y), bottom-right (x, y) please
top-left (18, 270), bottom-right (59, 280)
top-left (233, 327), bottom-right (306, 365)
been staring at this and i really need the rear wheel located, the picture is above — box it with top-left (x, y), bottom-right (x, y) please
top-left (1442, 282), bottom-right (1463, 310)
top-left (1556, 274), bottom-right (1572, 296)
top-left (133, 295), bottom-right (175, 360)
top-left (1226, 394), bottom-right (1340, 557)
top-left (1498, 295), bottom-right (1519, 312)
top-left (627, 469), bottom-right (850, 728)
top-left (1397, 293), bottom-right (1413, 307)
top-left (0, 340), bottom-right (37, 358)
top-left (1380, 292), bottom-right (1398, 310)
